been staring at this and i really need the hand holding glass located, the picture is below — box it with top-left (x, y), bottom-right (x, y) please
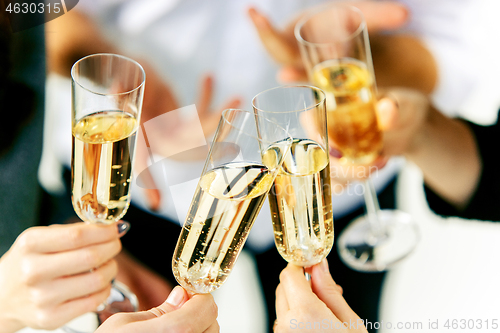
top-left (295, 4), bottom-right (419, 272)
top-left (70, 53), bottom-right (143, 328)
top-left (172, 109), bottom-right (291, 294)
top-left (253, 86), bottom-right (334, 271)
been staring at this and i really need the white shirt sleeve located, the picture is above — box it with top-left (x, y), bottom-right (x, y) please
top-left (397, 0), bottom-right (500, 124)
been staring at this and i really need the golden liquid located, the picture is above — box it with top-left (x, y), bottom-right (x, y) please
top-left (268, 139), bottom-right (334, 267)
top-left (312, 59), bottom-right (382, 164)
top-left (172, 161), bottom-right (275, 294)
top-left (72, 111), bottom-right (137, 224)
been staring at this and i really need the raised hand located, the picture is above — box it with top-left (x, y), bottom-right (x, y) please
top-left (248, 1), bottom-right (409, 83)
top-left (135, 72), bottom-right (241, 211)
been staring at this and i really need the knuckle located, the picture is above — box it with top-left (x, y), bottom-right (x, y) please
top-left (337, 284), bottom-right (344, 295)
top-left (67, 227), bottom-right (85, 248)
top-left (81, 248), bottom-right (101, 267)
top-left (30, 289), bottom-right (48, 306)
top-left (322, 281), bottom-right (343, 296)
top-left (275, 283), bottom-right (283, 298)
top-left (279, 269), bottom-right (290, 283)
top-left (208, 297), bottom-right (218, 318)
top-left (108, 259), bottom-right (118, 278)
top-left (89, 270), bottom-right (109, 290)
top-left (17, 229), bottom-right (37, 252)
top-left (20, 259), bottom-right (41, 286)
top-left (33, 310), bottom-right (57, 330)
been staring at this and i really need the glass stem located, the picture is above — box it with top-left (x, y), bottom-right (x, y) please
top-left (363, 179), bottom-right (384, 238)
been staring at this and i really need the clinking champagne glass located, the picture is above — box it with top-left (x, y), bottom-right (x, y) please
top-left (252, 85), bottom-right (334, 279)
top-left (295, 4), bottom-right (419, 272)
top-left (172, 109), bottom-right (291, 294)
top-left (70, 53), bottom-right (143, 330)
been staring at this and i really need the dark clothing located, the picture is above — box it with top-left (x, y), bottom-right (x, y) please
top-left (425, 117), bottom-right (500, 222)
top-left (0, 12), bottom-right (45, 256)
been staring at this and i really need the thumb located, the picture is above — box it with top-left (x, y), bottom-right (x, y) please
top-left (105, 286), bottom-right (189, 324)
top-left (376, 96), bottom-right (399, 131)
top-left (310, 259), bottom-right (359, 323)
top-left (155, 286), bottom-right (189, 314)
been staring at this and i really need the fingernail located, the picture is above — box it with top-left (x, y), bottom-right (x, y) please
top-left (320, 258), bottom-right (329, 273)
top-left (377, 98), bottom-right (394, 111)
top-left (329, 147), bottom-right (342, 158)
top-left (166, 286), bottom-right (184, 307)
top-left (117, 221), bottom-right (130, 237)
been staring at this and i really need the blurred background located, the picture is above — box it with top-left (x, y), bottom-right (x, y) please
top-left (31, 0), bottom-right (500, 331)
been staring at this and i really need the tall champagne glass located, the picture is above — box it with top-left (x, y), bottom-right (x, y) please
top-left (295, 4), bottom-right (419, 272)
top-left (252, 86), bottom-right (334, 277)
top-left (70, 53), bottom-right (143, 328)
top-left (172, 109), bottom-right (291, 294)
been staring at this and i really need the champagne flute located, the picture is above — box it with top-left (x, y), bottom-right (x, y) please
top-left (252, 85), bottom-right (334, 278)
top-left (295, 4), bottom-right (419, 272)
top-left (172, 109), bottom-right (291, 294)
top-left (70, 53), bottom-right (143, 328)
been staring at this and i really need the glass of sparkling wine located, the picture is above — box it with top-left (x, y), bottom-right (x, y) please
top-left (295, 4), bottom-right (419, 272)
top-left (172, 109), bottom-right (292, 294)
top-left (70, 53), bottom-right (144, 326)
top-left (252, 85), bottom-right (334, 276)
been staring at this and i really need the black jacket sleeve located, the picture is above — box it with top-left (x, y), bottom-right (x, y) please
top-left (424, 111), bottom-right (500, 221)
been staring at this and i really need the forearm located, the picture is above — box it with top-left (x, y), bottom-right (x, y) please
top-left (45, 10), bottom-right (116, 76)
top-left (406, 107), bottom-right (482, 209)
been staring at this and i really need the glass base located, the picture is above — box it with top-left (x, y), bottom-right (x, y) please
top-left (61, 281), bottom-right (138, 333)
top-left (97, 280), bottom-right (138, 324)
top-left (337, 210), bottom-right (419, 272)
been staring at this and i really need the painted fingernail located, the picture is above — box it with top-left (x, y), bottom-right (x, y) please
top-left (166, 286), bottom-right (184, 307)
top-left (320, 258), bottom-right (329, 273)
top-left (117, 221), bottom-right (130, 237)
top-left (329, 147), bottom-right (342, 158)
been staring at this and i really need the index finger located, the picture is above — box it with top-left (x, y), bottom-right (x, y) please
top-left (18, 222), bottom-right (122, 253)
top-left (279, 264), bottom-right (318, 309)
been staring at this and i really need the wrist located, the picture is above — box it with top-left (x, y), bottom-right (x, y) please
top-left (403, 103), bottom-right (435, 161)
top-left (402, 105), bottom-right (481, 208)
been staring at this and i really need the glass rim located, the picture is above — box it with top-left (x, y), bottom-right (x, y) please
top-left (71, 53), bottom-right (146, 97)
top-left (220, 109), bottom-right (293, 145)
top-left (294, 4), bottom-right (366, 47)
top-left (251, 85), bottom-right (326, 114)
